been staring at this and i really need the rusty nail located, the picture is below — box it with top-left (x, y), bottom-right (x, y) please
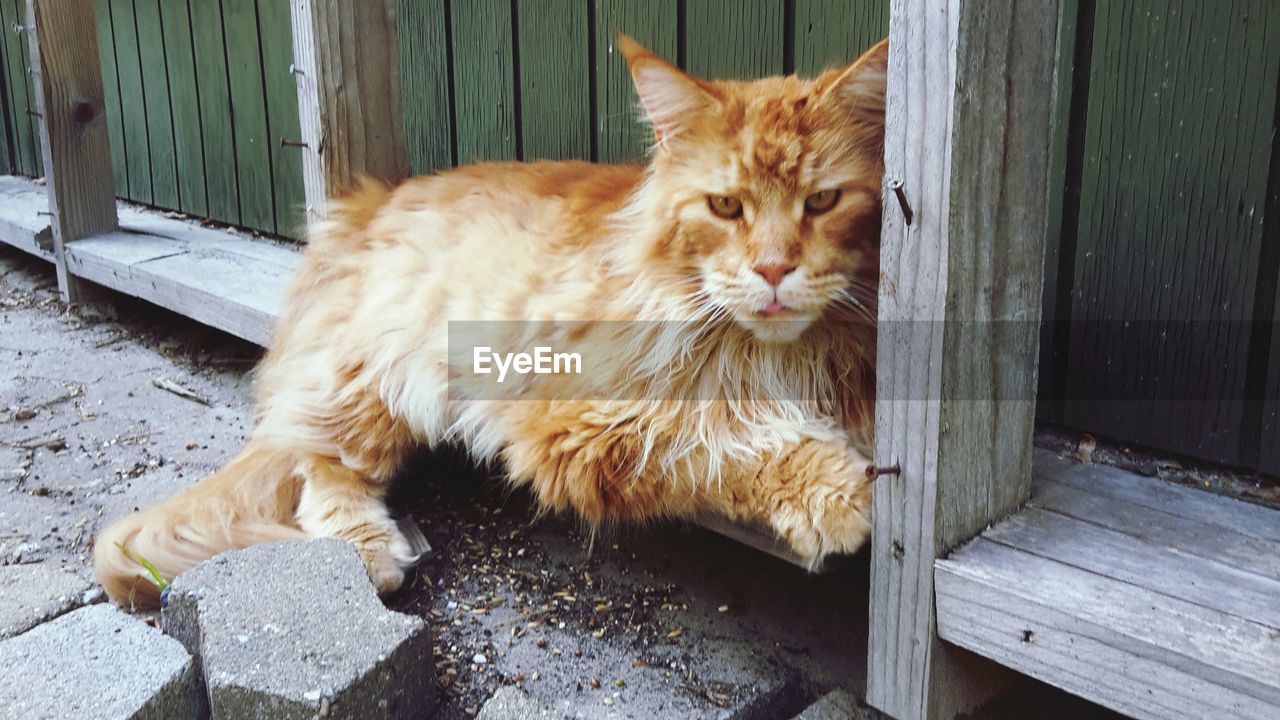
top-left (866, 463), bottom-right (902, 481)
top-left (288, 63), bottom-right (304, 75)
top-left (25, 108), bottom-right (41, 118)
top-left (887, 178), bottom-right (913, 226)
top-left (11, 22), bottom-right (30, 34)
top-left (280, 138), bottom-right (308, 149)
top-left (36, 210), bottom-right (53, 216)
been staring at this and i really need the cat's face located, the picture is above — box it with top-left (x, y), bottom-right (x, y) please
top-left (622, 37), bottom-right (887, 343)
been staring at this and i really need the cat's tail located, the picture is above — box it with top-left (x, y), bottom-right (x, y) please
top-left (93, 439), bottom-right (307, 609)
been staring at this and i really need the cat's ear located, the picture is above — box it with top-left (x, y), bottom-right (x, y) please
top-left (817, 38), bottom-right (888, 127)
top-left (617, 33), bottom-right (720, 147)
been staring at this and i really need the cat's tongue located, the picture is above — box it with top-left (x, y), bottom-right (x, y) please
top-left (762, 301), bottom-right (785, 315)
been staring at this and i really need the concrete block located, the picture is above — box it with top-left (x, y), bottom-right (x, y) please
top-left (0, 604), bottom-right (204, 720)
top-left (477, 687), bottom-right (567, 720)
top-left (792, 689), bottom-right (869, 720)
top-left (163, 538), bottom-right (434, 719)
top-left (0, 563), bottom-right (96, 639)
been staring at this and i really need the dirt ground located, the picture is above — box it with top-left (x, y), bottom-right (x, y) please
top-left (1, 245), bottom-right (1141, 719)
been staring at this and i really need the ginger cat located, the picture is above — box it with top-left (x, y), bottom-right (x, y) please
top-left (95, 37), bottom-right (888, 607)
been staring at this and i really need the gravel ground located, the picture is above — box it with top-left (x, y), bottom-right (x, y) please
top-left (0, 245), bottom-right (1148, 719)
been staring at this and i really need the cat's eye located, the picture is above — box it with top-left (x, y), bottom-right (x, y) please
top-left (804, 189), bottom-right (841, 215)
top-left (707, 194), bottom-right (743, 219)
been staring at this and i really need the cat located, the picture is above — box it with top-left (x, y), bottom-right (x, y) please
top-left (95, 35), bottom-right (888, 607)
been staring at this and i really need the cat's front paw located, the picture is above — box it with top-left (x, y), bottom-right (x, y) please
top-left (768, 450), bottom-right (873, 568)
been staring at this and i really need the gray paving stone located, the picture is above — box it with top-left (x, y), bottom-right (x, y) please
top-left (792, 689), bottom-right (869, 720)
top-left (0, 562), bottom-right (96, 639)
top-left (477, 687), bottom-right (568, 720)
top-left (0, 603), bottom-right (204, 720)
top-left (163, 538), bottom-right (434, 719)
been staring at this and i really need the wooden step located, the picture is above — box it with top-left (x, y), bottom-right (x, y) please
top-left (935, 451), bottom-right (1280, 720)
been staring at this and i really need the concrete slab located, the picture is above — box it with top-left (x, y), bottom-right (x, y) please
top-left (0, 603), bottom-right (204, 720)
top-left (0, 562), bottom-right (95, 639)
top-left (477, 686), bottom-right (567, 720)
top-left (792, 690), bottom-right (867, 720)
top-left (163, 539), bottom-right (435, 719)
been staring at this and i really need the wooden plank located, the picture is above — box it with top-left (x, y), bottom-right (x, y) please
top-left (189, 0), bottom-right (238, 224)
top-left (290, 0), bottom-right (407, 221)
top-left (0, 174), bottom-right (52, 257)
top-left (867, 1), bottom-right (1063, 718)
top-left (1265, 281), bottom-right (1280, 476)
top-left (259, 0), bottom-right (304, 237)
top-left (397, 0), bottom-right (452, 174)
top-left (1033, 449), bottom-right (1280, 543)
top-left (91, 0), bottom-right (127, 197)
top-left (221, 0), bottom-right (273, 233)
top-left (25, 0), bottom-right (119, 303)
top-left (1032, 475), bottom-right (1280, 582)
top-left (0, 0), bottom-right (38, 176)
top-left (0, 23), bottom-right (10, 172)
top-left (107, 0), bottom-right (150, 203)
top-left (984, 506), bottom-right (1280, 630)
top-left (449, 0), bottom-right (515, 164)
top-left (1063, 0), bottom-right (1280, 465)
top-left (593, 0), bottom-right (676, 163)
top-left (517, 0), bottom-right (589, 161)
top-left (157, 0), bottom-right (206, 217)
top-left (793, 0), bottom-right (888, 77)
top-left (697, 514), bottom-right (822, 571)
top-left (132, 0), bottom-right (177, 210)
top-left (66, 231), bottom-right (293, 345)
top-left (936, 539), bottom-right (1280, 720)
top-left (684, 0), bottom-right (783, 80)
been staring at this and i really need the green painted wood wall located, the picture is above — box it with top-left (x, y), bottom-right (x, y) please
top-left (1, 1), bottom-right (1276, 476)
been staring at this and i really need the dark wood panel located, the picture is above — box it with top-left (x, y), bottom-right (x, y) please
top-left (1262, 279), bottom-right (1280, 477)
top-left (93, 0), bottom-right (128, 197)
top-left (593, 0), bottom-right (676, 163)
top-left (189, 0), bottom-right (238, 224)
top-left (398, 0), bottom-right (453, 174)
top-left (684, 0), bottom-right (783, 80)
top-left (158, 0), bottom-right (206, 217)
top-left (517, 0), bottom-right (589, 161)
top-left (1063, 0), bottom-right (1280, 464)
top-left (450, 0), bottom-right (516, 164)
top-left (221, 0), bottom-right (273, 232)
top-left (258, 0), bottom-right (304, 236)
top-left (793, 0), bottom-right (887, 77)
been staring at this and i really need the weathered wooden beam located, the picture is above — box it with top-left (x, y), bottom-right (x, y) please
top-left (24, 0), bottom-right (118, 303)
top-left (866, 1), bottom-right (1063, 718)
top-left (289, 0), bottom-right (407, 223)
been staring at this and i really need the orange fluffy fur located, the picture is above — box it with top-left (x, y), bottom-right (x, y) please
top-left (95, 37), bottom-right (888, 607)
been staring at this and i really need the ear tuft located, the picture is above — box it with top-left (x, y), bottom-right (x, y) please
top-left (617, 33), bottom-right (718, 147)
top-left (820, 38), bottom-right (888, 122)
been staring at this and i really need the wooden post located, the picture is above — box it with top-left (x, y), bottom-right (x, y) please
top-left (289, 0), bottom-right (407, 223)
top-left (866, 1), bottom-right (1063, 718)
top-left (24, 0), bottom-right (118, 303)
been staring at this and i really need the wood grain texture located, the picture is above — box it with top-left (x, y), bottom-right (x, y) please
top-left (106, 0), bottom-right (149, 202)
top-left (684, 0), bottom-right (783, 80)
top-left (190, 0), bottom-right (238, 224)
top-left (0, 0), bottom-right (39, 176)
top-left (517, 0), bottom-right (589, 161)
top-left (133, 0), bottom-right (177, 209)
top-left (0, 174), bottom-right (54, 258)
top-left (0, 0), bottom-right (22, 174)
top-left (867, 1), bottom-right (1063, 718)
top-left (25, 0), bottom-right (118, 302)
top-left (259, 0), bottom-right (304, 237)
top-left (793, 0), bottom-right (887, 77)
top-left (449, 0), bottom-right (516, 164)
top-left (1063, 0), bottom-right (1280, 465)
top-left (593, 0), bottom-right (676, 163)
top-left (397, 0), bottom-right (452, 174)
top-left (290, 0), bottom-right (407, 221)
top-left (936, 538), bottom-right (1280, 720)
top-left (157, 0), bottom-right (206, 216)
top-left (92, 0), bottom-right (127, 197)
top-left (221, 0), bottom-right (273, 232)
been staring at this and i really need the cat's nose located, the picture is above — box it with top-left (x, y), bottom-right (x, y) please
top-left (753, 264), bottom-right (796, 287)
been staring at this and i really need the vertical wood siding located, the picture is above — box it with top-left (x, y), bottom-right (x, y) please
top-left (3, 1), bottom-right (1275, 475)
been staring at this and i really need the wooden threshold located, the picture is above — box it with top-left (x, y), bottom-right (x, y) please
top-left (935, 450), bottom-right (1280, 720)
top-left (0, 175), bottom-right (810, 568)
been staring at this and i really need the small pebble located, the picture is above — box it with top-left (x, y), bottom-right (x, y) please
top-left (472, 653), bottom-right (488, 665)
